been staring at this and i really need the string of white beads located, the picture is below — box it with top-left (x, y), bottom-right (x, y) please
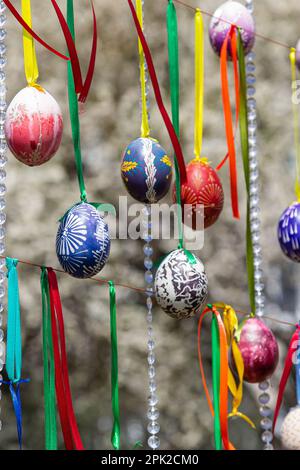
top-left (138, 0), bottom-right (159, 450)
top-left (245, 0), bottom-right (273, 450)
top-left (0, 0), bottom-right (7, 434)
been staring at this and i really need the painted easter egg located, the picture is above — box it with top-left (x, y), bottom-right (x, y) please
top-left (5, 86), bottom-right (63, 166)
top-left (209, 1), bottom-right (255, 58)
top-left (281, 407), bottom-right (300, 450)
top-left (56, 203), bottom-right (110, 279)
top-left (278, 203), bottom-right (300, 262)
top-left (121, 137), bottom-right (172, 203)
top-left (154, 249), bottom-right (208, 320)
top-left (296, 39), bottom-right (300, 71)
top-left (173, 158), bottom-right (224, 230)
top-left (236, 318), bottom-right (279, 384)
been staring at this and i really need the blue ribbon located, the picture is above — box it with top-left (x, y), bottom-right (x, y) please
top-left (5, 258), bottom-right (29, 449)
top-left (0, 379), bottom-right (30, 449)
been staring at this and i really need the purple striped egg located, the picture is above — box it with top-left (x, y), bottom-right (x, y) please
top-left (209, 1), bottom-right (255, 58)
top-left (278, 203), bottom-right (300, 262)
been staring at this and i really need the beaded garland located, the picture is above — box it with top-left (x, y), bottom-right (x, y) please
top-left (0, 0), bottom-right (6, 436)
top-left (244, 0), bottom-right (274, 450)
top-left (56, 203), bottom-right (110, 279)
top-left (121, 137), bottom-right (172, 204)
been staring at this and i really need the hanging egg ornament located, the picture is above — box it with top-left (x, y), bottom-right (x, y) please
top-left (5, 86), bottom-right (63, 166)
top-left (173, 158), bottom-right (224, 230)
top-left (235, 318), bottom-right (279, 384)
top-left (209, 1), bottom-right (255, 58)
top-left (278, 202), bottom-right (300, 262)
top-left (281, 407), bottom-right (300, 450)
top-left (121, 137), bottom-right (172, 203)
top-left (56, 203), bottom-right (110, 279)
top-left (154, 249), bottom-right (208, 320)
top-left (296, 39), bottom-right (300, 71)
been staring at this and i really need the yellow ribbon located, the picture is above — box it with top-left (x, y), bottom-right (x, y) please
top-left (290, 48), bottom-right (300, 202)
top-left (22, 0), bottom-right (39, 86)
top-left (194, 8), bottom-right (204, 159)
top-left (214, 303), bottom-right (256, 430)
top-left (136, 0), bottom-right (150, 138)
top-left (190, 156), bottom-right (210, 165)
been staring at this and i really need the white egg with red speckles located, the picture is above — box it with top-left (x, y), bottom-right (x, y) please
top-left (281, 407), bottom-right (300, 450)
top-left (5, 86), bottom-right (63, 166)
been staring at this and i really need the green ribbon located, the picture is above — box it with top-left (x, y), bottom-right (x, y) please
top-left (67, 0), bottom-right (87, 203)
top-left (167, 0), bottom-right (184, 250)
top-left (6, 258), bottom-right (22, 382)
top-left (237, 30), bottom-right (255, 314)
top-left (40, 267), bottom-right (57, 451)
top-left (211, 314), bottom-right (222, 451)
top-left (109, 281), bottom-right (120, 450)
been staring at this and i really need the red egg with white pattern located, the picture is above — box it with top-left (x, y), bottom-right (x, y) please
top-left (173, 158), bottom-right (224, 230)
top-left (5, 86), bottom-right (63, 166)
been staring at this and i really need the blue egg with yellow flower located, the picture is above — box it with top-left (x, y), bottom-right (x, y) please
top-left (121, 137), bottom-right (172, 203)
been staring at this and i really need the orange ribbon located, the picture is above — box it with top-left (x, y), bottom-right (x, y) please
top-left (219, 25), bottom-right (240, 219)
top-left (197, 305), bottom-right (235, 450)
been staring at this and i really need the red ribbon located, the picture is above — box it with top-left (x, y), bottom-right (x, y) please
top-left (3, 0), bottom-right (69, 61)
top-left (4, 0), bottom-right (97, 100)
top-left (219, 25), bottom-right (240, 219)
top-left (51, 0), bottom-right (98, 101)
top-left (272, 325), bottom-right (300, 433)
top-left (47, 268), bottom-right (84, 451)
top-left (50, 0), bottom-right (83, 94)
top-left (78, 1), bottom-right (98, 103)
top-left (127, 0), bottom-right (187, 184)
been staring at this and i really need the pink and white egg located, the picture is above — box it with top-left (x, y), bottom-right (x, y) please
top-left (5, 86), bottom-right (63, 166)
top-left (209, 1), bottom-right (255, 58)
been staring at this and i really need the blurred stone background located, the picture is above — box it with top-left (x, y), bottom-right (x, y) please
top-left (1, 0), bottom-right (300, 450)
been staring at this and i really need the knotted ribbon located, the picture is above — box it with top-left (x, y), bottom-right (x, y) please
top-left (4, 257), bottom-right (29, 450)
top-left (197, 305), bottom-right (235, 450)
top-left (215, 303), bottom-right (255, 429)
top-left (109, 281), bottom-right (120, 450)
top-left (47, 268), bottom-right (84, 450)
top-left (40, 268), bottom-right (57, 450)
top-left (273, 324), bottom-right (300, 433)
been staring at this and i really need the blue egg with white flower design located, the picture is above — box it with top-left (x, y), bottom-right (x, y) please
top-left (278, 202), bottom-right (300, 262)
top-left (121, 137), bottom-right (172, 203)
top-left (56, 203), bottom-right (111, 279)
